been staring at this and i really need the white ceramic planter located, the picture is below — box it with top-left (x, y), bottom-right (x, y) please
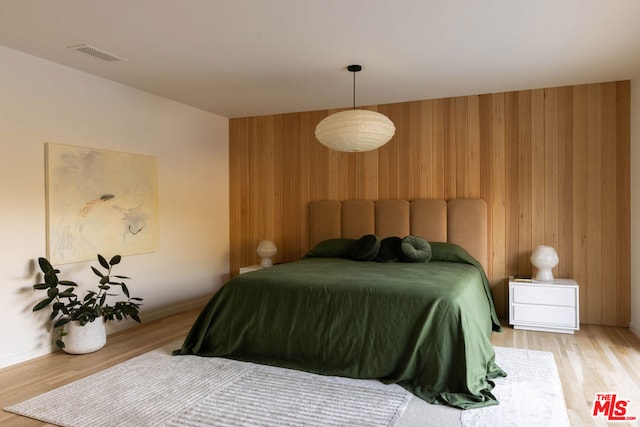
top-left (62, 318), bottom-right (107, 354)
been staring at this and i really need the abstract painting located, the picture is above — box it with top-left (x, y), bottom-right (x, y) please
top-left (46, 143), bottom-right (158, 264)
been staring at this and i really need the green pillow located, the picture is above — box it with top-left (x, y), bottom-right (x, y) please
top-left (305, 238), bottom-right (357, 258)
top-left (430, 241), bottom-right (474, 263)
top-left (375, 236), bottom-right (403, 262)
top-left (401, 235), bottom-right (432, 263)
top-left (351, 234), bottom-right (381, 261)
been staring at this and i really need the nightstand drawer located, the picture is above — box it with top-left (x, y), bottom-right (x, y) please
top-left (511, 303), bottom-right (577, 328)
top-left (512, 285), bottom-right (575, 307)
top-left (509, 277), bottom-right (579, 334)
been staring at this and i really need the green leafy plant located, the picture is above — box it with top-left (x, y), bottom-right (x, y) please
top-left (32, 254), bottom-right (143, 348)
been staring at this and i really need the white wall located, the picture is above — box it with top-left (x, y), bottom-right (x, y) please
top-left (631, 74), bottom-right (640, 336)
top-left (0, 45), bottom-right (229, 368)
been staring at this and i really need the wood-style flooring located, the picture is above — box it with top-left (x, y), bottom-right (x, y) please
top-left (1, 307), bottom-right (639, 426)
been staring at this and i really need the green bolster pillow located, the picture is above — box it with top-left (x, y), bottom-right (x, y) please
top-left (401, 235), bottom-right (432, 263)
top-left (375, 236), bottom-right (403, 262)
top-left (351, 234), bottom-right (381, 261)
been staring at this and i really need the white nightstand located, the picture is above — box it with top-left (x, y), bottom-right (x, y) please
top-left (509, 277), bottom-right (579, 334)
top-left (239, 265), bottom-right (264, 274)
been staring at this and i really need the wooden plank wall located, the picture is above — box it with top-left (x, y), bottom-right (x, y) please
top-left (229, 81), bottom-right (630, 326)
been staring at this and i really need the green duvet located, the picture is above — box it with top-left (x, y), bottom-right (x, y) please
top-left (174, 242), bottom-right (505, 409)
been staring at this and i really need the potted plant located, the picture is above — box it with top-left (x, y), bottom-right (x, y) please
top-left (32, 254), bottom-right (143, 354)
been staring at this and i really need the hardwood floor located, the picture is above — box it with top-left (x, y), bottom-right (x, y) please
top-left (1, 308), bottom-right (639, 426)
top-left (0, 308), bottom-right (201, 427)
top-left (493, 324), bottom-right (640, 426)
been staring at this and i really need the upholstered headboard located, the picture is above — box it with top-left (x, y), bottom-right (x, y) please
top-left (309, 199), bottom-right (488, 271)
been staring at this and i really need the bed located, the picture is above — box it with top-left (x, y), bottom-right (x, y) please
top-left (174, 199), bottom-right (505, 409)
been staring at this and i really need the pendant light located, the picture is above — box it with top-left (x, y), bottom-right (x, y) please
top-left (315, 65), bottom-right (396, 152)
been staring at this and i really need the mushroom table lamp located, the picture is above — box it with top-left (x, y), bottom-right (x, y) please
top-left (530, 245), bottom-right (559, 281)
top-left (257, 240), bottom-right (277, 267)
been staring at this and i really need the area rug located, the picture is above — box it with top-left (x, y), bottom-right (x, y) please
top-left (459, 346), bottom-right (570, 427)
top-left (5, 345), bottom-right (569, 427)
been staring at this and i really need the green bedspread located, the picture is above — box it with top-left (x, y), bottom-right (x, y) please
top-left (174, 242), bottom-right (505, 409)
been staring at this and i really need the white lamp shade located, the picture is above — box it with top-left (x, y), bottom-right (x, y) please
top-left (530, 245), bottom-right (559, 281)
top-left (315, 109), bottom-right (396, 152)
top-left (257, 240), bottom-right (277, 267)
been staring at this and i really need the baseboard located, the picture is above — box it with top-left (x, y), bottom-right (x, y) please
top-left (0, 285), bottom-right (222, 371)
top-left (630, 321), bottom-right (640, 339)
top-left (0, 347), bottom-right (55, 371)
top-left (105, 294), bottom-right (213, 335)
top-left (105, 275), bottom-right (227, 336)
top-left (142, 295), bottom-right (211, 323)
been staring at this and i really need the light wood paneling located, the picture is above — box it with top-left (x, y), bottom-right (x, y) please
top-left (573, 85), bottom-right (589, 324)
top-left (617, 81), bottom-right (632, 327)
top-left (229, 81), bottom-right (631, 326)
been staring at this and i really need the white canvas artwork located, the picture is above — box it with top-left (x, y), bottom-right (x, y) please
top-left (46, 143), bottom-right (159, 264)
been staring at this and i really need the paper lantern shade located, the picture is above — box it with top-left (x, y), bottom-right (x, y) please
top-left (315, 109), bottom-right (396, 152)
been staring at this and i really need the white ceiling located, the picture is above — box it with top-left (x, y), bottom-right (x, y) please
top-left (1, 0), bottom-right (640, 118)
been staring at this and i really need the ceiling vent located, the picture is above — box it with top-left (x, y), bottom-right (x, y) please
top-left (67, 44), bottom-right (126, 63)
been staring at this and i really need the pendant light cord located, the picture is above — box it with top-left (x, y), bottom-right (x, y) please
top-left (347, 64), bottom-right (361, 110)
top-left (352, 70), bottom-right (356, 110)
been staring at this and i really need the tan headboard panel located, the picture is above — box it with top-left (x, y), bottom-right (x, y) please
top-left (447, 199), bottom-right (488, 272)
top-left (309, 199), bottom-right (488, 271)
top-left (375, 200), bottom-right (410, 238)
top-left (309, 200), bottom-right (341, 242)
top-left (410, 200), bottom-right (447, 241)
top-left (341, 200), bottom-right (374, 238)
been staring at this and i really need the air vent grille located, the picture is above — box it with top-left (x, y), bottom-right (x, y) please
top-left (67, 44), bottom-right (126, 63)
